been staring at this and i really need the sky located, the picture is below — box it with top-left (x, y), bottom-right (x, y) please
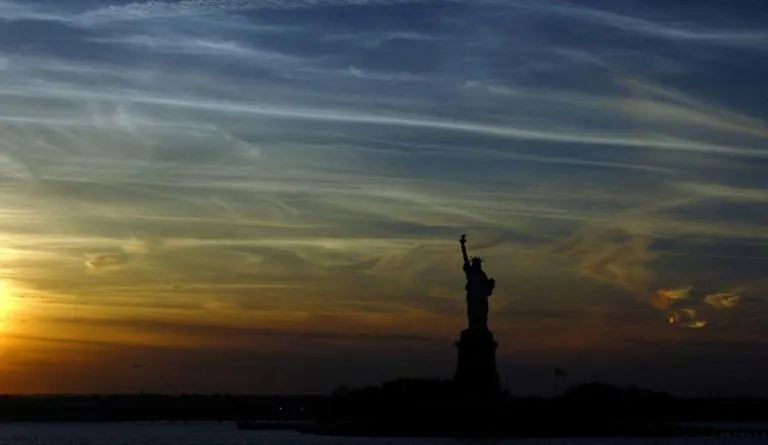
top-left (0, 0), bottom-right (767, 396)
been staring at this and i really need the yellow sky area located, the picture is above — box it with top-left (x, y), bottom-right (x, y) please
top-left (1, 276), bottom-right (454, 358)
top-left (0, 233), bottom-right (473, 352)
top-left (0, 298), bottom-right (451, 392)
top-left (0, 279), bottom-right (21, 330)
top-left (11, 296), bottom-right (443, 339)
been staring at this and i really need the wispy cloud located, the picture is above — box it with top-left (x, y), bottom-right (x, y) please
top-left (0, 1), bottom-right (68, 22)
top-left (75, 0), bottom-right (432, 26)
top-left (90, 33), bottom-right (303, 65)
top-left (501, 0), bottom-right (768, 49)
top-left (6, 83), bottom-right (767, 159)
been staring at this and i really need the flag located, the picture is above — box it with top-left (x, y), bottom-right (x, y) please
top-left (554, 368), bottom-right (568, 378)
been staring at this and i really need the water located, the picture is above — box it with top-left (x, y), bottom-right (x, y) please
top-left (0, 423), bottom-right (764, 445)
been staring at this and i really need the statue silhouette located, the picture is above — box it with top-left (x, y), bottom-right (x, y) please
top-left (459, 234), bottom-right (495, 332)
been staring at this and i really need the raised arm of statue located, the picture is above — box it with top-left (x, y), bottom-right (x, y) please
top-left (459, 234), bottom-right (470, 265)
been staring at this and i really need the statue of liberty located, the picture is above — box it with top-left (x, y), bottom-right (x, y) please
top-left (459, 234), bottom-right (495, 332)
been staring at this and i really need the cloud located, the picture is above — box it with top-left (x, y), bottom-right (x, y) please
top-left (652, 286), bottom-right (692, 310)
top-left (0, 1), bottom-right (68, 22)
top-left (667, 308), bottom-right (707, 329)
top-left (676, 183), bottom-right (768, 203)
top-left (580, 234), bottom-right (657, 295)
top-left (4, 55), bottom-right (766, 161)
top-left (75, 0), bottom-right (432, 26)
top-left (84, 252), bottom-right (127, 270)
top-left (0, 0), bottom-right (426, 25)
top-left (33, 91), bottom-right (763, 158)
top-left (0, 152), bottom-right (33, 180)
top-left (84, 237), bottom-right (164, 272)
top-left (122, 237), bottom-right (165, 255)
top-left (618, 77), bottom-right (768, 140)
top-left (501, 1), bottom-right (768, 49)
top-left (705, 293), bottom-right (742, 310)
top-left (90, 33), bottom-right (302, 67)
top-left (547, 194), bottom-right (756, 329)
top-left (552, 226), bottom-right (659, 302)
top-left (656, 287), bottom-right (752, 329)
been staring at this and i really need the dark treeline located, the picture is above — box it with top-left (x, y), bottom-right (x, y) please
top-left (0, 380), bottom-right (766, 422)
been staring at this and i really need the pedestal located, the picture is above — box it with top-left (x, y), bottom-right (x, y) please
top-left (454, 328), bottom-right (500, 398)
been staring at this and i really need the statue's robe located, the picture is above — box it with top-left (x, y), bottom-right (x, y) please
top-left (463, 263), bottom-right (493, 331)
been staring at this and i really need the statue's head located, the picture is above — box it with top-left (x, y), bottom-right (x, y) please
top-left (470, 256), bottom-right (485, 268)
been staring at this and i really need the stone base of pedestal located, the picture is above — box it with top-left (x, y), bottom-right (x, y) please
top-left (453, 328), bottom-right (501, 398)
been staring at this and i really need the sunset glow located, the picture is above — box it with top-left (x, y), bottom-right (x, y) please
top-left (0, 280), bottom-right (20, 333)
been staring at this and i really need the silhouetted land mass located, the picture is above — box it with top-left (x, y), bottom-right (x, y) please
top-left (0, 393), bottom-right (325, 422)
top-left (1, 382), bottom-right (767, 425)
top-left (295, 379), bottom-right (768, 437)
top-left (0, 378), bottom-right (768, 423)
top-left (323, 379), bottom-right (768, 422)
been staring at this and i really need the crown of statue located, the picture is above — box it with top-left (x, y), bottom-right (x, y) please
top-left (470, 256), bottom-right (485, 263)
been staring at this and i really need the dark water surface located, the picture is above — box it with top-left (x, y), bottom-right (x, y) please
top-left (0, 423), bottom-right (765, 445)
